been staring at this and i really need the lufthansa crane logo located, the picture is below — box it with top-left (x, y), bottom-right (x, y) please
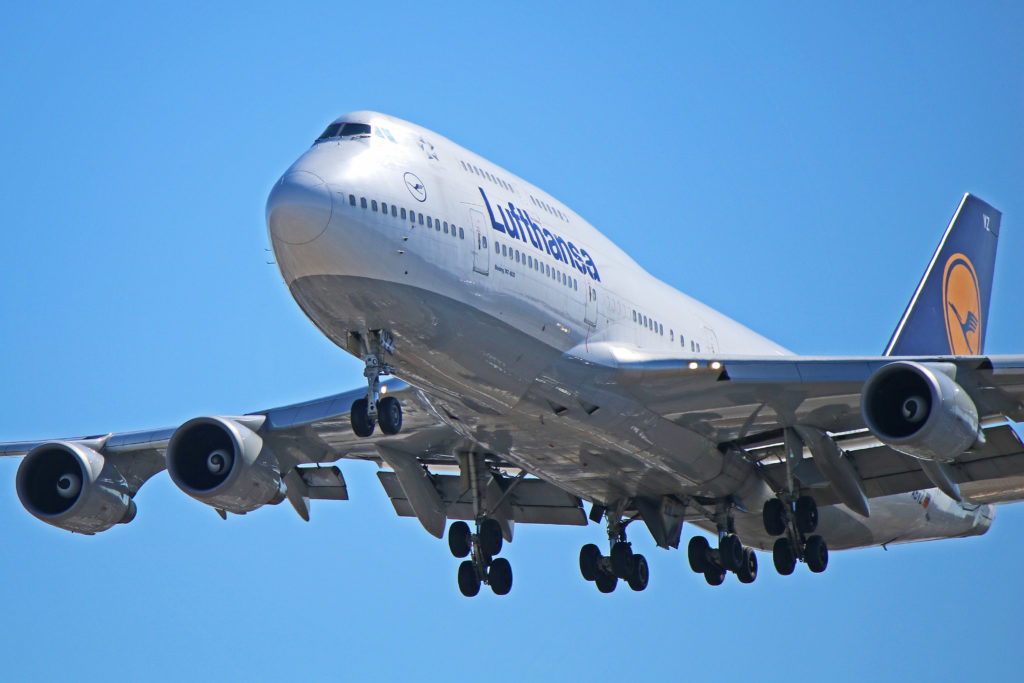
top-left (404, 172), bottom-right (427, 202)
top-left (942, 252), bottom-right (981, 355)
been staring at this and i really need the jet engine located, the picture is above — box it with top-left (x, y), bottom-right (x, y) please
top-left (166, 416), bottom-right (285, 514)
top-left (16, 441), bottom-right (136, 534)
top-left (861, 361), bottom-right (979, 462)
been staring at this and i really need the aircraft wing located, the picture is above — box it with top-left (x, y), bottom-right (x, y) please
top-left (1, 379), bottom-right (587, 535)
top-left (593, 350), bottom-right (1024, 504)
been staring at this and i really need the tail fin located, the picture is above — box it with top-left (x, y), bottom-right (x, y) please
top-left (884, 193), bottom-right (1001, 356)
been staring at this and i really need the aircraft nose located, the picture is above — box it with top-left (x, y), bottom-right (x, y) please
top-left (266, 170), bottom-right (333, 245)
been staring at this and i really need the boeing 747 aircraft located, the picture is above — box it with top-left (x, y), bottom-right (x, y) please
top-left (6, 112), bottom-right (1024, 597)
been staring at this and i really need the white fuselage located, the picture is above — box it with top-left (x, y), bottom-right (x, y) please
top-left (267, 111), bottom-right (992, 551)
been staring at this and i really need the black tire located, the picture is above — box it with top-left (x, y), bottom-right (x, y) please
top-left (610, 541), bottom-right (634, 579)
top-left (795, 496), bottom-right (819, 534)
top-left (595, 568), bottom-right (617, 593)
top-left (350, 398), bottom-right (375, 437)
top-left (687, 536), bottom-right (709, 573)
top-left (805, 534), bottom-right (829, 573)
top-left (773, 537), bottom-right (796, 576)
top-left (627, 554), bottom-right (649, 591)
top-left (737, 547), bottom-right (758, 584)
top-left (377, 395), bottom-right (403, 435)
top-left (704, 566), bottom-right (725, 586)
top-left (579, 543), bottom-right (601, 581)
top-left (479, 518), bottom-right (503, 558)
top-left (719, 534), bottom-right (744, 572)
top-left (457, 560), bottom-right (480, 597)
top-left (488, 557), bottom-right (513, 595)
top-left (448, 521), bottom-right (471, 558)
top-left (762, 498), bottom-right (787, 536)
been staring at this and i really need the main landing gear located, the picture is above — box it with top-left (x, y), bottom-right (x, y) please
top-left (686, 503), bottom-right (758, 586)
top-left (578, 507), bottom-right (650, 593)
top-left (350, 337), bottom-right (403, 438)
top-left (761, 495), bottom-right (828, 575)
top-left (448, 518), bottom-right (513, 597)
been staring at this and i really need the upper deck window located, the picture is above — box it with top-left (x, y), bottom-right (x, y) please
top-left (316, 122), bottom-right (372, 142)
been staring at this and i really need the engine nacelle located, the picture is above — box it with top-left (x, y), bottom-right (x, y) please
top-left (166, 416), bottom-right (284, 514)
top-left (861, 361), bottom-right (979, 462)
top-left (16, 442), bottom-right (136, 534)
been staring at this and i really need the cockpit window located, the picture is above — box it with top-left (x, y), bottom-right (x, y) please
top-left (316, 122), bottom-right (343, 141)
top-left (341, 123), bottom-right (371, 137)
top-left (315, 122), bottom-right (372, 142)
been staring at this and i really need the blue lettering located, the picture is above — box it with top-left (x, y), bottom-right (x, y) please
top-left (479, 188), bottom-right (507, 235)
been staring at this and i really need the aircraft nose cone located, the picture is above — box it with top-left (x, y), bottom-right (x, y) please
top-left (266, 170), bottom-right (333, 245)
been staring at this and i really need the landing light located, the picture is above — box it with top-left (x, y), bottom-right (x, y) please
top-left (380, 385), bottom-right (388, 395)
top-left (688, 361), bottom-right (699, 370)
top-left (710, 361), bottom-right (722, 370)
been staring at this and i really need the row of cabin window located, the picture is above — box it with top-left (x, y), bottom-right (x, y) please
top-left (630, 309), bottom-right (702, 351)
top-left (349, 194), bottom-right (465, 239)
top-left (632, 309), bottom-right (666, 337)
top-left (528, 194), bottom-right (568, 222)
top-left (460, 160), bottom-right (515, 194)
top-left (495, 240), bottom-right (579, 291)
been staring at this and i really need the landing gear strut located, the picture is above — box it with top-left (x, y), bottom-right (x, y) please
top-left (450, 451), bottom-right (515, 597)
top-left (762, 494), bottom-right (829, 575)
top-left (686, 501), bottom-right (758, 586)
top-left (578, 505), bottom-right (649, 593)
top-left (349, 331), bottom-right (402, 437)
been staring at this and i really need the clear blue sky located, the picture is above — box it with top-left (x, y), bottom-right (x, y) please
top-left (2, 2), bottom-right (1022, 681)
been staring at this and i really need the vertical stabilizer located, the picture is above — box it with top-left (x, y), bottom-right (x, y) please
top-left (884, 194), bottom-right (1001, 356)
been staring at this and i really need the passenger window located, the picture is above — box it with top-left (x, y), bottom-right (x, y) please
top-left (349, 194), bottom-right (356, 206)
top-left (495, 242), bottom-right (500, 254)
top-left (418, 213), bottom-right (424, 225)
top-left (459, 227), bottom-right (465, 239)
top-left (501, 244), bottom-right (507, 256)
top-left (409, 209), bottom-right (415, 222)
top-left (391, 205), bottom-right (397, 217)
top-left (401, 208), bottom-right (407, 219)
top-left (481, 235), bottom-right (486, 248)
top-left (444, 223), bottom-right (449, 234)
top-left (574, 280), bottom-right (578, 291)
top-left (427, 216), bottom-right (432, 228)
top-left (633, 310), bottom-right (637, 322)
top-left (382, 202), bottom-right (388, 214)
top-left (360, 197), bottom-right (367, 209)
top-left (371, 200), bottom-right (378, 212)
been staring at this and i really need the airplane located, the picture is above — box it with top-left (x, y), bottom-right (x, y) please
top-left (5, 111), bottom-right (1024, 598)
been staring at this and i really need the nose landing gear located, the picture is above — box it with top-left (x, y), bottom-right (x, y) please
top-left (349, 331), bottom-right (403, 437)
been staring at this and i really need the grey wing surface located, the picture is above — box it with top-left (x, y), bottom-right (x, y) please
top-left (1, 379), bottom-right (586, 535)
top-left (597, 352), bottom-right (1024, 505)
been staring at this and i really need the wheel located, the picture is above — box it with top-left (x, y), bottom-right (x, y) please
top-left (594, 568), bottom-right (618, 593)
top-left (579, 543), bottom-right (601, 581)
top-left (377, 395), bottom-right (403, 435)
top-left (350, 398), bottom-right (375, 437)
top-left (687, 536), bottom-right (709, 573)
top-left (795, 496), bottom-right (819, 534)
top-left (627, 554), bottom-right (649, 591)
top-left (457, 560), bottom-right (480, 597)
top-left (479, 518), bottom-right (503, 557)
top-left (719, 534), bottom-right (744, 572)
top-left (704, 566), bottom-right (726, 586)
top-left (610, 541), bottom-right (634, 579)
top-left (737, 547), bottom-right (758, 584)
top-left (762, 498), bottom-right (787, 536)
top-left (805, 534), bottom-right (829, 573)
top-left (488, 557), bottom-right (513, 595)
top-left (447, 521), bottom-right (471, 558)
top-left (772, 537), bottom-right (796, 575)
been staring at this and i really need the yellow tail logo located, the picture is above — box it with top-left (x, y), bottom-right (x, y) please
top-left (942, 253), bottom-right (981, 355)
